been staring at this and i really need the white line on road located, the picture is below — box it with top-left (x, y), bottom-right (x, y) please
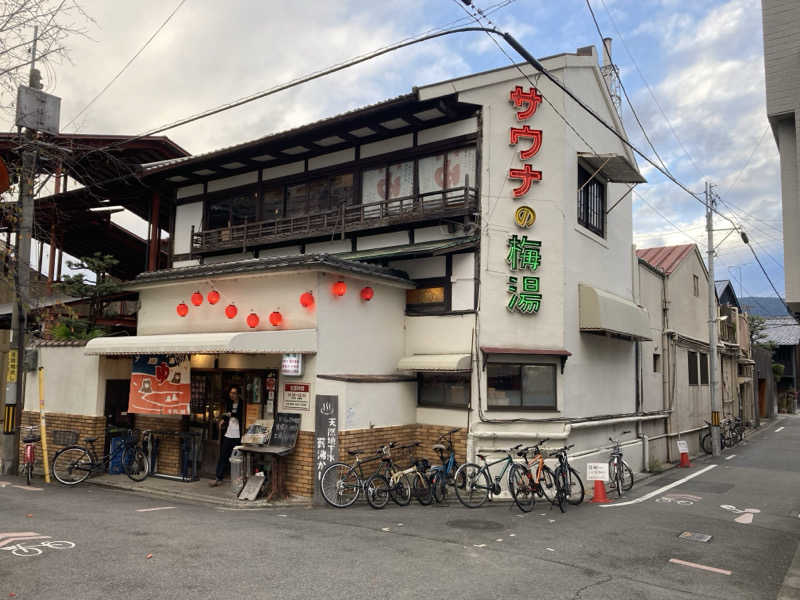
top-left (669, 558), bottom-right (731, 576)
top-left (600, 465), bottom-right (718, 508)
top-left (135, 506), bottom-right (176, 512)
top-left (11, 485), bottom-right (42, 491)
top-left (725, 455), bottom-right (736, 460)
top-left (775, 427), bottom-right (785, 433)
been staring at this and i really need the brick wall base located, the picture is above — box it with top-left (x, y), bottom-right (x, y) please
top-left (20, 412), bottom-right (106, 476)
top-left (133, 415), bottom-right (184, 477)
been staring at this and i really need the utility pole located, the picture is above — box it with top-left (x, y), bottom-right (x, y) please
top-left (1, 28), bottom-right (40, 474)
top-left (706, 181), bottom-right (722, 456)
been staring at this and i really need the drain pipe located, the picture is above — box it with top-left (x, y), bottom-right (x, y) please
top-left (467, 424), bottom-right (572, 461)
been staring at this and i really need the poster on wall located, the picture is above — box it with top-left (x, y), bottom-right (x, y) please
top-left (128, 355), bottom-right (191, 415)
top-left (283, 383), bottom-right (310, 411)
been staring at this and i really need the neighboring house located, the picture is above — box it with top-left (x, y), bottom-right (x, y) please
top-left (636, 246), bottom-right (755, 460)
top-left (761, 0), bottom-right (800, 317)
top-left (24, 45), bottom-right (658, 494)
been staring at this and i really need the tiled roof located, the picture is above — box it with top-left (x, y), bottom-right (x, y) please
top-left (741, 296), bottom-right (791, 318)
top-left (134, 254), bottom-right (412, 286)
top-left (636, 244), bottom-right (695, 275)
top-left (34, 339), bottom-right (88, 347)
top-left (763, 317), bottom-right (800, 346)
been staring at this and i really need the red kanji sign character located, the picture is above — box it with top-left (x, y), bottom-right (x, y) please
top-left (509, 85), bottom-right (543, 120)
top-left (508, 164), bottom-right (542, 198)
top-left (509, 126), bottom-right (543, 160)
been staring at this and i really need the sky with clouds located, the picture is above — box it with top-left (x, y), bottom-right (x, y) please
top-left (2, 0), bottom-right (785, 300)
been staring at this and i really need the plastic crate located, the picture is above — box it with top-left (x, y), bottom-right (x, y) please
top-left (108, 437), bottom-right (124, 474)
top-left (52, 430), bottom-right (78, 446)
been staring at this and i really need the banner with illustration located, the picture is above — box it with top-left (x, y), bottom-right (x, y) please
top-left (128, 355), bottom-right (191, 415)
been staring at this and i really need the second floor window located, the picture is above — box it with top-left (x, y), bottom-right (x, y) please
top-left (206, 187), bottom-right (259, 230)
top-left (577, 164), bottom-right (605, 237)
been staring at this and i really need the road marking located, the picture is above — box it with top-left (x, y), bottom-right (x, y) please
top-left (135, 506), bottom-right (176, 512)
top-left (0, 481), bottom-right (9, 488)
top-left (11, 485), bottom-right (42, 491)
top-left (776, 427), bottom-right (785, 433)
top-left (600, 465), bottom-right (717, 508)
top-left (725, 455), bottom-right (736, 460)
top-left (0, 533), bottom-right (50, 548)
top-left (669, 558), bottom-right (731, 576)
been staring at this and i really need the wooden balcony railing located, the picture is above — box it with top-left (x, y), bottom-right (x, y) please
top-left (191, 184), bottom-right (479, 255)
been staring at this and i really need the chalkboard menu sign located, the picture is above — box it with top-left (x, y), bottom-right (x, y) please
top-left (268, 412), bottom-right (301, 449)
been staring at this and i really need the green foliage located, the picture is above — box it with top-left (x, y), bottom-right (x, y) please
top-left (748, 314), bottom-right (776, 353)
top-left (773, 363), bottom-right (785, 382)
top-left (54, 252), bottom-right (120, 336)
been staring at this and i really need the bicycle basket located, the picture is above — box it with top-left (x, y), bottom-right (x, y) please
top-left (52, 430), bottom-right (79, 446)
top-left (414, 458), bottom-right (431, 472)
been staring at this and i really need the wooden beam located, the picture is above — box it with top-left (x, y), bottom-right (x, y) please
top-left (147, 190), bottom-right (160, 272)
top-left (47, 223), bottom-right (56, 294)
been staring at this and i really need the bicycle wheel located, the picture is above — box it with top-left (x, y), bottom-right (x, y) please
top-left (45, 541), bottom-right (75, 550)
top-left (566, 467), bottom-right (584, 505)
top-left (25, 462), bottom-right (32, 485)
top-left (52, 446), bottom-right (92, 485)
top-left (554, 467), bottom-right (567, 513)
top-left (365, 475), bottom-right (390, 509)
top-left (539, 466), bottom-right (557, 503)
top-left (430, 470), bottom-right (447, 504)
top-left (508, 464), bottom-right (534, 513)
top-left (390, 474), bottom-right (412, 506)
top-left (320, 463), bottom-right (360, 508)
top-left (413, 472), bottom-right (433, 506)
top-left (122, 446), bottom-right (150, 482)
top-left (11, 545), bottom-right (42, 557)
top-left (701, 434), bottom-right (712, 454)
top-left (453, 463), bottom-right (491, 508)
top-left (621, 461), bottom-right (634, 491)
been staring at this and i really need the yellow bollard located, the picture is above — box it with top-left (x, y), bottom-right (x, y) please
top-left (38, 367), bottom-right (50, 484)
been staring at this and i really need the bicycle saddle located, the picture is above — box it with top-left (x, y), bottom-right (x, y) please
top-left (477, 454), bottom-right (486, 461)
top-left (84, 436), bottom-right (97, 443)
top-left (432, 444), bottom-right (446, 452)
top-left (22, 436), bottom-right (40, 444)
top-left (347, 449), bottom-right (363, 456)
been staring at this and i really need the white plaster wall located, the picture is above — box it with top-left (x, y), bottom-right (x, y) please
top-left (207, 171), bottom-right (258, 193)
top-left (203, 252), bottom-right (254, 264)
top-left (452, 252), bottom-right (475, 311)
top-left (416, 406), bottom-right (471, 428)
top-left (340, 382), bottom-right (416, 430)
top-left (136, 271), bottom-right (319, 335)
top-left (414, 225), bottom-right (464, 243)
top-left (306, 239), bottom-right (351, 254)
top-left (668, 250), bottom-right (710, 343)
top-left (177, 184), bottom-right (203, 200)
top-left (356, 231), bottom-right (409, 250)
top-left (262, 161), bottom-right (304, 181)
top-left (24, 348), bottom-right (130, 417)
top-left (417, 118), bottom-right (478, 146)
top-left (173, 259), bottom-right (200, 268)
top-left (638, 265), bottom-right (665, 413)
top-left (671, 345), bottom-right (712, 434)
top-left (174, 202), bottom-right (203, 255)
top-left (360, 134), bottom-right (413, 159)
top-left (308, 148), bottom-right (355, 171)
top-left (405, 314), bottom-right (475, 355)
top-left (315, 272), bottom-right (407, 375)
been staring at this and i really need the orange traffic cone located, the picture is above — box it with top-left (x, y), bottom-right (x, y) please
top-left (679, 449), bottom-right (692, 468)
top-left (590, 479), bottom-right (612, 503)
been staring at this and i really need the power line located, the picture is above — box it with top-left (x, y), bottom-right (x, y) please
top-left (64, 0), bottom-right (189, 130)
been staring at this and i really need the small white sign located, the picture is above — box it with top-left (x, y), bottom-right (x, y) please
top-left (676, 440), bottom-right (689, 454)
top-left (283, 383), bottom-right (310, 411)
top-left (281, 353), bottom-right (303, 376)
top-left (586, 462), bottom-right (609, 482)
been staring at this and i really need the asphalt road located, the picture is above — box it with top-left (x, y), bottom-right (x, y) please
top-left (2, 416), bottom-right (799, 599)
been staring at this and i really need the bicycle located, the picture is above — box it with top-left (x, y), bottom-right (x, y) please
top-left (453, 444), bottom-right (523, 508)
top-left (365, 442), bottom-right (432, 509)
top-left (428, 428), bottom-right (461, 504)
top-left (607, 432), bottom-right (634, 497)
top-left (319, 444), bottom-right (391, 508)
top-left (507, 439), bottom-right (557, 512)
top-left (701, 417), bottom-right (743, 454)
top-left (18, 425), bottom-right (40, 485)
top-left (51, 429), bottom-right (149, 485)
top-left (550, 444), bottom-right (585, 513)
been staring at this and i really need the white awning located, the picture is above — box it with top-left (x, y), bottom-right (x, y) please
top-left (397, 354), bottom-right (472, 372)
top-left (577, 152), bottom-right (646, 183)
top-left (579, 284), bottom-right (652, 341)
top-left (84, 329), bottom-right (317, 356)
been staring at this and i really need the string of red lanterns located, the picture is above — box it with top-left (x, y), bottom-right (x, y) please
top-left (175, 281), bottom-right (374, 323)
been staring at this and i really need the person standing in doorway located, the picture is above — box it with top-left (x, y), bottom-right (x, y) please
top-left (210, 385), bottom-right (244, 486)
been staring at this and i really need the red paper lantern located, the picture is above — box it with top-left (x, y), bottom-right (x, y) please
top-left (246, 312), bottom-right (260, 328)
top-left (332, 281), bottom-right (347, 296)
top-left (360, 286), bottom-right (374, 301)
top-left (269, 311), bottom-right (282, 327)
top-left (190, 291), bottom-right (203, 306)
top-left (299, 291), bottom-right (314, 308)
top-left (207, 290), bottom-right (220, 305)
top-left (176, 302), bottom-right (189, 317)
top-left (225, 304), bottom-right (238, 319)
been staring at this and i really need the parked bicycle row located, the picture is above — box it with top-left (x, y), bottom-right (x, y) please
top-left (701, 416), bottom-right (745, 454)
top-left (320, 428), bottom-right (636, 512)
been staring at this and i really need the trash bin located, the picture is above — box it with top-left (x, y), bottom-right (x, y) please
top-left (230, 449), bottom-right (244, 495)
